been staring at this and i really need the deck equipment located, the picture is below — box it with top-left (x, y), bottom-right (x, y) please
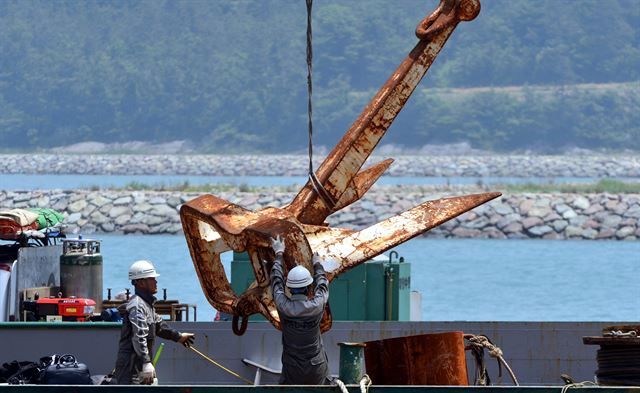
top-left (180, 0), bottom-right (500, 335)
top-left (584, 325), bottom-right (640, 386)
top-left (22, 296), bottom-right (96, 322)
top-left (60, 238), bottom-right (103, 313)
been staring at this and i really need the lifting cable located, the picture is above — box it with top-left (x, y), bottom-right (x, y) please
top-left (305, 0), bottom-right (337, 210)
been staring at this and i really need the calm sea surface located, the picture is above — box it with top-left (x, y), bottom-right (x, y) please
top-left (98, 234), bottom-right (640, 322)
top-left (4, 174), bottom-right (638, 190)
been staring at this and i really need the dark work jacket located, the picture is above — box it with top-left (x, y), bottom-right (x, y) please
top-left (270, 255), bottom-right (330, 385)
top-left (113, 290), bottom-right (181, 385)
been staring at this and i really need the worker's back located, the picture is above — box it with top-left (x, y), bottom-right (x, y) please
top-left (268, 239), bottom-right (331, 385)
top-left (277, 293), bottom-right (329, 384)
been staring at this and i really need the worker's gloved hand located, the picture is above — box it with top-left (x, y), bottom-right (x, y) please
top-left (140, 362), bottom-right (155, 385)
top-left (178, 332), bottom-right (195, 348)
top-left (270, 235), bottom-right (285, 255)
top-left (312, 252), bottom-right (322, 268)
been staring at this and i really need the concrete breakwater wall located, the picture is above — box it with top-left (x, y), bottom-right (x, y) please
top-left (1, 189), bottom-right (638, 240)
top-left (1, 154), bottom-right (640, 177)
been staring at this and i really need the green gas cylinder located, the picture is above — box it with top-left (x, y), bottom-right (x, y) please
top-left (60, 238), bottom-right (103, 312)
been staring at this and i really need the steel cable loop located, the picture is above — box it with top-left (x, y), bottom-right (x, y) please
top-left (305, 0), bottom-right (337, 211)
top-left (310, 172), bottom-right (337, 209)
top-left (464, 334), bottom-right (519, 386)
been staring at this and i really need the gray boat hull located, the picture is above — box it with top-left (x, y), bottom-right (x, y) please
top-left (0, 321), bottom-right (631, 386)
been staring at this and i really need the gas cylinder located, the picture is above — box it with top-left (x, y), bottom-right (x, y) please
top-left (60, 238), bottom-right (103, 313)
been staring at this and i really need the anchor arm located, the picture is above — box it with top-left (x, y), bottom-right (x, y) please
top-left (305, 192), bottom-right (501, 280)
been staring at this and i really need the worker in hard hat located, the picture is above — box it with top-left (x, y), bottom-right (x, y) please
top-left (269, 235), bottom-right (330, 385)
top-left (113, 260), bottom-right (195, 385)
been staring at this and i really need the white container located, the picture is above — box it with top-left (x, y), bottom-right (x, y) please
top-left (410, 290), bottom-right (422, 321)
top-left (0, 264), bottom-right (11, 322)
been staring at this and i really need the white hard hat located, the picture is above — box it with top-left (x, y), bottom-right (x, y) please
top-left (286, 265), bottom-right (313, 288)
top-left (128, 260), bottom-right (160, 281)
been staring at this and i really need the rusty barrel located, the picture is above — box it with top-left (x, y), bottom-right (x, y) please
top-left (364, 331), bottom-right (468, 385)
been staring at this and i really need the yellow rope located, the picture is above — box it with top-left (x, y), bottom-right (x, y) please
top-left (189, 346), bottom-right (253, 385)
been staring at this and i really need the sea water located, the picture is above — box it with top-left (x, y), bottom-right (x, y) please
top-left (99, 234), bottom-right (640, 322)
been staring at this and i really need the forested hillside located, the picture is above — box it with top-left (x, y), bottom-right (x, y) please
top-left (0, 0), bottom-right (638, 152)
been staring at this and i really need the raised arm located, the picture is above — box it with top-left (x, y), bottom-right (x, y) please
top-left (312, 253), bottom-right (328, 305)
top-left (270, 236), bottom-right (288, 308)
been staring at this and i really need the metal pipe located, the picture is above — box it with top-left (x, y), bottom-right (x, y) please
top-left (385, 266), bottom-right (394, 321)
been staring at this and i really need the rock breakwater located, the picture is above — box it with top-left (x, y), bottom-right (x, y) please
top-left (1, 189), bottom-right (638, 240)
top-left (1, 154), bottom-right (639, 177)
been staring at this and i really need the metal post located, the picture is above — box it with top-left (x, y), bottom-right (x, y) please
top-left (338, 342), bottom-right (366, 384)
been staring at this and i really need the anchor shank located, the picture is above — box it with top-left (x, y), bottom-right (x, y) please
top-left (289, 3), bottom-right (471, 225)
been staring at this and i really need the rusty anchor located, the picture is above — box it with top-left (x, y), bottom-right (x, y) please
top-left (180, 0), bottom-right (499, 335)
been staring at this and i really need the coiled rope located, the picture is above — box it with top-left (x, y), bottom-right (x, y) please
top-left (595, 345), bottom-right (640, 385)
top-left (464, 334), bottom-right (519, 386)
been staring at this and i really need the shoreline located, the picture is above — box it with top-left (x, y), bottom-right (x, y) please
top-left (2, 189), bottom-right (638, 240)
top-left (1, 154), bottom-right (639, 177)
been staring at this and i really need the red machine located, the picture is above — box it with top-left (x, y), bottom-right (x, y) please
top-left (23, 296), bottom-right (96, 322)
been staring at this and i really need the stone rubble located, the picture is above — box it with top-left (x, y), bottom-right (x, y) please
top-left (1, 189), bottom-right (638, 240)
top-left (1, 154), bottom-right (639, 177)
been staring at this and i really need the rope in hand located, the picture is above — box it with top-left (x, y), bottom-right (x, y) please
top-left (189, 346), bottom-right (253, 385)
top-left (305, 0), bottom-right (337, 211)
top-left (464, 334), bottom-right (519, 386)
